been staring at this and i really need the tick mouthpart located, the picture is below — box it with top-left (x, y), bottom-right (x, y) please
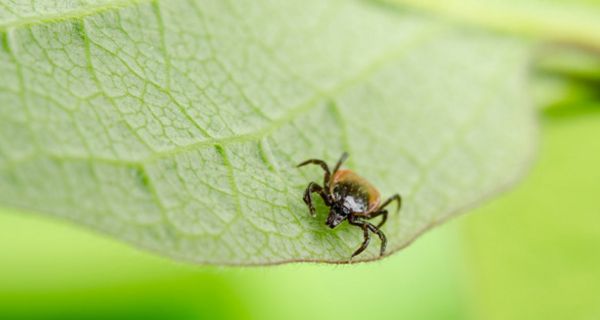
top-left (326, 212), bottom-right (344, 229)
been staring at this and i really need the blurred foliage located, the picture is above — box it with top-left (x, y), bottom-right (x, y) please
top-left (464, 102), bottom-right (600, 320)
top-left (381, 0), bottom-right (600, 49)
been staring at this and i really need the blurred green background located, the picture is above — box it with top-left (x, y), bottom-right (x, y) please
top-left (1, 96), bottom-right (599, 319)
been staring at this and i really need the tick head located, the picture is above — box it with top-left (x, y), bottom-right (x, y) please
top-left (326, 203), bottom-right (348, 229)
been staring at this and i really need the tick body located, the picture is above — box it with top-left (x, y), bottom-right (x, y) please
top-left (297, 152), bottom-right (402, 259)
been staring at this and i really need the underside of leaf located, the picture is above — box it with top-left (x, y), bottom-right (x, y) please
top-left (0, 0), bottom-right (536, 264)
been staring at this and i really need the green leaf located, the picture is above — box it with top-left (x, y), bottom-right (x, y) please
top-left (380, 0), bottom-right (600, 49)
top-left (0, 0), bottom-right (536, 264)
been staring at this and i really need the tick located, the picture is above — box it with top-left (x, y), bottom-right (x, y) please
top-left (297, 152), bottom-right (402, 259)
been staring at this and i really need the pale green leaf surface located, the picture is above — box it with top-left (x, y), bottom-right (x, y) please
top-left (0, 1), bottom-right (126, 26)
top-left (0, 0), bottom-right (536, 264)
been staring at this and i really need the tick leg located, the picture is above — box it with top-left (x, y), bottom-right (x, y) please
top-left (302, 182), bottom-right (329, 217)
top-left (352, 210), bottom-right (387, 227)
top-left (364, 194), bottom-right (401, 229)
top-left (332, 152), bottom-right (349, 174)
top-left (367, 223), bottom-right (387, 256)
top-left (348, 219), bottom-right (371, 259)
top-left (378, 194), bottom-right (402, 214)
top-left (297, 159), bottom-right (331, 188)
top-left (349, 215), bottom-right (387, 258)
top-left (368, 209), bottom-right (388, 228)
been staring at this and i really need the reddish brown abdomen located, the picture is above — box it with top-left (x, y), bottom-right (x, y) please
top-left (330, 169), bottom-right (381, 213)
